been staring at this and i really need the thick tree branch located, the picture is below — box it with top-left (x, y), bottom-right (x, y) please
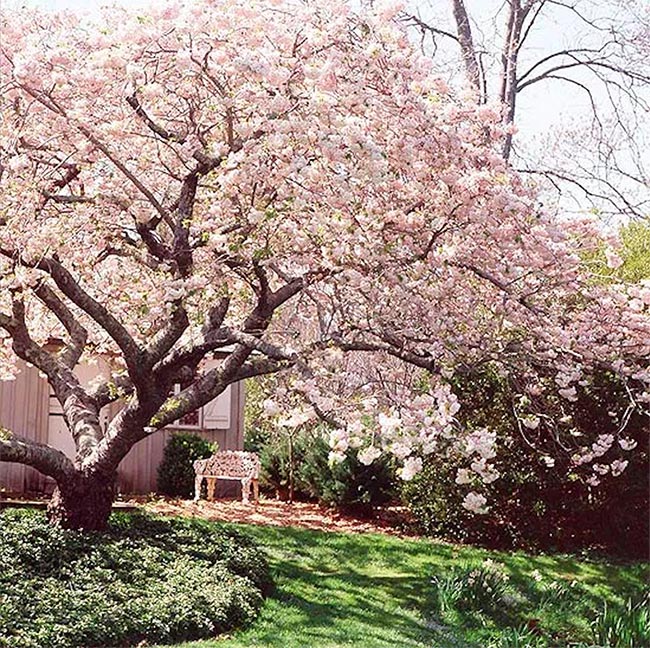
top-left (34, 282), bottom-right (88, 368)
top-left (126, 93), bottom-right (186, 143)
top-left (450, 0), bottom-right (483, 99)
top-left (0, 430), bottom-right (75, 481)
top-left (34, 257), bottom-right (145, 375)
top-left (143, 302), bottom-right (189, 367)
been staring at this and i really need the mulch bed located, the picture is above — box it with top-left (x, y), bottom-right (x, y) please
top-left (1, 492), bottom-right (417, 537)
top-left (130, 496), bottom-right (418, 538)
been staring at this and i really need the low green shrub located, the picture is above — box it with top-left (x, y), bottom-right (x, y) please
top-left (0, 509), bottom-right (270, 648)
top-left (157, 431), bottom-right (216, 498)
top-left (297, 437), bottom-right (397, 515)
top-left (256, 429), bottom-right (397, 514)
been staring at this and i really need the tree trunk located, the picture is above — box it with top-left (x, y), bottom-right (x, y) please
top-left (47, 471), bottom-right (117, 531)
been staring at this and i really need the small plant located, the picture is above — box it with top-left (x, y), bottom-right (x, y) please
top-left (157, 432), bottom-right (216, 498)
top-left (525, 576), bottom-right (581, 614)
top-left (590, 595), bottom-right (650, 648)
top-left (431, 560), bottom-right (512, 618)
top-left (430, 572), bottom-right (464, 615)
top-left (491, 624), bottom-right (547, 648)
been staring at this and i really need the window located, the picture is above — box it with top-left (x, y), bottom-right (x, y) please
top-left (170, 382), bottom-right (202, 429)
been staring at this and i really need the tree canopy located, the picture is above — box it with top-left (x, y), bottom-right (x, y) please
top-left (0, 0), bottom-right (647, 527)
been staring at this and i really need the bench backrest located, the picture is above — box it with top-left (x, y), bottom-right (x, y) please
top-left (193, 451), bottom-right (260, 479)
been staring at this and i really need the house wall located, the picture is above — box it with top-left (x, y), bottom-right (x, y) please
top-left (116, 381), bottom-right (245, 494)
top-left (0, 363), bottom-right (50, 494)
top-left (0, 360), bottom-right (245, 496)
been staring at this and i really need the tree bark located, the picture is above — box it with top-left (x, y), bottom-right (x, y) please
top-left (47, 471), bottom-right (117, 531)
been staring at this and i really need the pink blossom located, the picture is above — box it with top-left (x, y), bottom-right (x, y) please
top-left (462, 492), bottom-right (488, 514)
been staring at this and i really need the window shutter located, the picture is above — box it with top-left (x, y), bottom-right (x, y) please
top-left (203, 385), bottom-right (232, 429)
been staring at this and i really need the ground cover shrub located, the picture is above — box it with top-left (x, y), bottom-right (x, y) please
top-left (0, 509), bottom-right (270, 648)
top-left (157, 432), bottom-right (216, 498)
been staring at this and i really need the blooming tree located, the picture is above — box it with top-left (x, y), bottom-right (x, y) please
top-left (0, 0), bottom-right (647, 529)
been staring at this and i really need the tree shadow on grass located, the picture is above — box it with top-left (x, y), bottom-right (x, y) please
top-left (232, 525), bottom-right (455, 647)
top-left (213, 523), bottom-right (649, 648)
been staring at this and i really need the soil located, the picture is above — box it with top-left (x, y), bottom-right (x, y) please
top-left (128, 496), bottom-right (418, 538)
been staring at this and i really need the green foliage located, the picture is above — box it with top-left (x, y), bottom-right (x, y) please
top-left (297, 436), bottom-right (397, 515)
top-left (428, 555), bottom-right (649, 648)
top-left (489, 625), bottom-right (547, 648)
top-left (243, 375), bottom-right (277, 454)
top-left (617, 220), bottom-right (650, 281)
top-left (585, 219), bottom-right (650, 283)
top-left (157, 432), bottom-right (216, 498)
top-left (256, 427), bottom-right (396, 513)
top-left (0, 509), bottom-right (270, 648)
top-left (433, 564), bottom-right (507, 611)
top-left (245, 376), bottom-right (397, 513)
top-left (590, 595), bottom-right (650, 648)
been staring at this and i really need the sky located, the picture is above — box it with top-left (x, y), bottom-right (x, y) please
top-left (4, 0), bottom-right (648, 217)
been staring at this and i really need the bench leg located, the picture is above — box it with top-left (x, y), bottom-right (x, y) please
top-left (194, 475), bottom-right (203, 502)
top-left (241, 478), bottom-right (251, 504)
top-left (207, 477), bottom-right (217, 501)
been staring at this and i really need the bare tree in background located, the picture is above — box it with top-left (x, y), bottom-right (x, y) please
top-left (404, 0), bottom-right (650, 220)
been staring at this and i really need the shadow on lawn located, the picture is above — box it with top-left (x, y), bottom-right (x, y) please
top-left (228, 523), bottom-right (649, 648)
top-left (237, 525), bottom-right (446, 647)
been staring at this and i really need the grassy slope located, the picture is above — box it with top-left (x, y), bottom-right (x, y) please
top-left (156, 522), bottom-right (648, 648)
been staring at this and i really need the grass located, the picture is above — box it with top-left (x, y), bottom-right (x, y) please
top-left (150, 522), bottom-right (649, 648)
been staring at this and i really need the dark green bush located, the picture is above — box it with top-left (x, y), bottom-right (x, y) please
top-left (157, 432), bottom-right (216, 498)
top-left (254, 427), bottom-right (397, 514)
top-left (0, 509), bottom-right (270, 648)
top-left (402, 369), bottom-right (649, 559)
top-left (297, 436), bottom-right (397, 515)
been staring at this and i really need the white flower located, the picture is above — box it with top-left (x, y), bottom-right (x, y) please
top-left (328, 451), bottom-right (345, 465)
top-left (262, 399), bottom-right (280, 417)
top-left (329, 429), bottom-right (349, 453)
top-left (455, 468), bottom-right (473, 485)
top-left (619, 437), bottom-right (637, 451)
top-left (604, 247), bottom-right (624, 269)
top-left (541, 456), bottom-right (555, 468)
top-left (378, 412), bottom-right (401, 435)
top-left (358, 446), bottom-right (382, 466)
top-left (391, 442), bottom-right (412, 460)
top-left (400, 456), bottom-right (422, 481)
top-left (522, 415), bottom-right (540, 430)
top-left (530, 569), bottom-right (543, 582)
top-left (610, 459), bottom-right (628, 477)
top-left (558, 387), bottom-right (578, 402)
top-left (586, 475), bottom-right (600, 487)
top-left (462, 491), bottom-right (488, 514)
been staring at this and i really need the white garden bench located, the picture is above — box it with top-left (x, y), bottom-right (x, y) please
top-left (193, 450), bottom-right (260, 504)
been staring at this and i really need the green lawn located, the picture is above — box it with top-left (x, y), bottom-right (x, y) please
top-left (154, 522), bottom-right (648, 648)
